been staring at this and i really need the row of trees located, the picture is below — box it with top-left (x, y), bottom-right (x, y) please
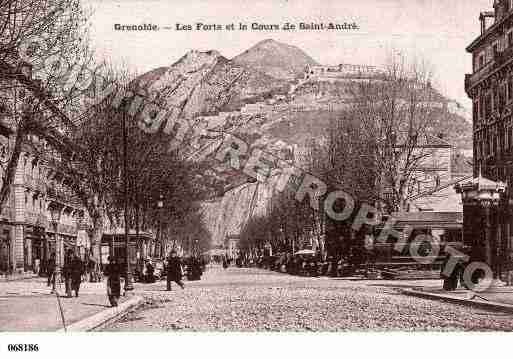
top-left (0, 0), bottom-right (212, 263)
top-left (240, 58), bottom-right (444, 261)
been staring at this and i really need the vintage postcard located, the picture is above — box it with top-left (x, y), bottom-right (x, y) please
top-left (0, 0), bottom-right (511, 357)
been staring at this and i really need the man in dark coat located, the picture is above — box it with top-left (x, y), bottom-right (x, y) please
top-left (146, 260), bottom-right (155, 283)
top-left (441, 250), bottom-right (464, 291)
top-left (70, 254), bottom-right (84, 297)
top-left (47, 252), bottom-right (56, 289)
top-left (104, 256), bottom-right (121, 307)
top-left (166, 250), bottom-right (185, 291)
top-left (87, 258), bottom-right (97, 282)
top-left (62, 250), bottom-right (74, 297)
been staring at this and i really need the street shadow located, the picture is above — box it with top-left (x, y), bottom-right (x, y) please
top-left (369, 283), bottom-right (428, 289)
top-left (473, 311), bottom-right (511, 317)
top-left (119, 315), bottom-right (144, 323)
top-left (81, 302), bottom-right (111, 308)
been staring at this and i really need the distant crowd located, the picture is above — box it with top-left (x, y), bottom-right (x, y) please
top-left (232, 253), bottom-right (357, 278)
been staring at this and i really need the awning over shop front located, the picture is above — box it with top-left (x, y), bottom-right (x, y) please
top-left (204, 248), bottom-right (226, 256)
top-left (101, 228), bottom-right (155, 245)
top-left (377, 211), bottom-right (463, 230)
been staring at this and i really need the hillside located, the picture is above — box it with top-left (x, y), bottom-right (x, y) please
top-left (232, 39), bottom-right (319, 80)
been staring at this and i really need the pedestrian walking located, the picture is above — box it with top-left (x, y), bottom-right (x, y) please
top-left (441, 250), bottom-right (463, 291)
top-left (47, 253), bottom-right (56, 289)
top-left (70, 254), bottom-right (85, 297)
top-left (87, 258), bottom-right (100, 282)
top-left (166, 250), bottom-right (185, 291)
top-left (34, 258), bottom-right (40, 276)
top-left (146, 260), bottom-right (155, 283)
top-left (104, 256), bottom-right (121, 307)
top-left (62, 250), bottom-right (74, 297)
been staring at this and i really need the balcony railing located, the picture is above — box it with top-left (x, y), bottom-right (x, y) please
top-left (24, 211), bottom-right (48, 227)
top-left (23, 174), bottom-right (46, 193)
top-left (494, 46), bottom-right (513, 66)
top-left (25, 211), bottom-right (38, 224)
top-left (46, 185), bottom-right (81, 208)
top-left (48, 223), bottom-right (78, 236)
top-left (465, 61), bottom-right (494, 93)
top-left (0, 205), bottom-right (14, 220)
top-left (466, 47), bottom-right (513, 93)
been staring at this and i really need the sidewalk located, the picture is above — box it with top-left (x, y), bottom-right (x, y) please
top-left (0, 272), bottom-right (40, 282)
top-left (400, 280), bottom-right (513, 312)
top-left (0, 277), bottom-right (130, 331)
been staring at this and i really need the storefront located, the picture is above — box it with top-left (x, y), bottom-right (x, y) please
top-left (0, 225), bottom-right (12, 274)
top-left (101, 230), bottom-right (154, 274)
top-left (26, 225), bottom-right (46, 275)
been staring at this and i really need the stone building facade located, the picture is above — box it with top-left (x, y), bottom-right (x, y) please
top-left (463, 0), bottom-right (513, 276)
top-left (467, 0), bottom-right (513, 178)
top-left (0, 122), bottom-right (89, 275)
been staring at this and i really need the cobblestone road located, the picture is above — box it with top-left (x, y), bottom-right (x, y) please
top-left (103, 267), bottom-right (513, 331)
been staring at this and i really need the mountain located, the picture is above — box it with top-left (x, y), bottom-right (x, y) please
top-left (134, 49), bottom-right (289, 118)
top-left (232, 39), bottom-right (319, 80)
top-left (133, 40), bottom-right (474, 247)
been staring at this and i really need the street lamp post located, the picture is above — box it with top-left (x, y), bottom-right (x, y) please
top-left (49, 205), bottom-right (62, 293)
top-left (122, 110), bottom-right (134, 291)
top-left (157, 194), bottom-right (164, 258)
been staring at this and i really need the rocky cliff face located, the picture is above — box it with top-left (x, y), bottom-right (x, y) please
top-left (136, 49), bottom-right (288, 121)
top-left (201, 182), bottom-right (274, 247)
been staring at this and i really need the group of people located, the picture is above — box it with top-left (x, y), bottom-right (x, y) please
top-left (46, 250), bottom-right (85, 298)
top-left (43, 249), bottom-right (191, 307)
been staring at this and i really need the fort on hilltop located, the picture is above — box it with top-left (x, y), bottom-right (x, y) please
top-left (304, 63), bottom-right (383, 82)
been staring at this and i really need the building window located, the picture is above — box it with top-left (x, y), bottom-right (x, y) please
top-left (500, 84), bottom-right (507, 110)
top-left (508, 77), bottom-right (513, 102)
top-left (479, 53), bottom-right (485, 68)
top-left (485, 92), bottom-right (492, 118)
top-left (493, 87), bottom-right (499, 111)
top-left (480, 93), bottom-right (485, 119)
top-left (474, 100), bottom-right (479, 123)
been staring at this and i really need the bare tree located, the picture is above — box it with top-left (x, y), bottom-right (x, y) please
top-left (348, 56), bottom-right (440, 213)
top-left (0, 0), bottom-right (91, 212)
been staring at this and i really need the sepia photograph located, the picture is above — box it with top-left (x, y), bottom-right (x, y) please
top-left (0, 0), bottom-right (513, 354)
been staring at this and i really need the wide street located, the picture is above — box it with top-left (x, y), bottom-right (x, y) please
top-left (102, 266), bottom-right (513, 331)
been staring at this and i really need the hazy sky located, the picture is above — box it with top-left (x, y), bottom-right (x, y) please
top-left (85, 0), bottom-right (493, 106)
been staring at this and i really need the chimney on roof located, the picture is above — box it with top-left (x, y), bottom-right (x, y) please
top-left (480, 11), bottom-right (496, 35)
